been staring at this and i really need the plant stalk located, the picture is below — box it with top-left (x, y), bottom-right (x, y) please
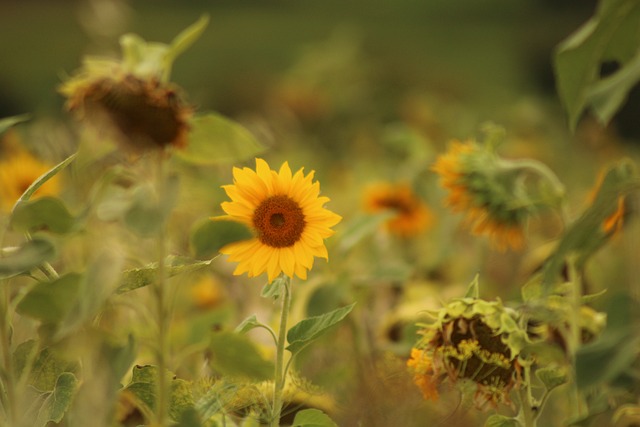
top-left (271, 277), bottom-right (291, 427)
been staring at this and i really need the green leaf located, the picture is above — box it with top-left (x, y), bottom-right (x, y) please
top-left (554, 0), bottom-right (640, 129)
top-left (0, 237), bottom-right (56, 279)
top-left (16, 273), bottom-right (82, 323)
top-left (17, 152), bottom-right (76, 205)
top-left (541, 160), bottom-right (639, 289)
top-left (13, 342), bottom-right (78, 392)
top-left (286, 303), bottom-right (356, 355)
top-left (11, 197), bottom-right (78, 234)
top-left (195, 382), bottom-right (239, 421)
top-left (234, 314), bottom-right (261, 334)
top-left (0, 114), bottom-right (30, 136)
top-left (170, 378), bottom-right (196, 422)
top-left (292, 409), bottom-right (338, 427)
top-left (34, 372), bottom-right (79, 427)
top-left (190, 218), bottom-right (253, 259)
top-left (536, 366), bottom-right (568, 391)
top-left (338, 212), bottom-right (394, 253)
top-left (261, 275), bottom-right (288, 299)
top-left (176, 113), bottom-right (265, 165)
top-left (484, 414), bottom-right (521, 427)
top-left (166, 15), bottom-right (210, 73)
top-left (118, 256), bottom-right (213, 293)
top-left (575, 293), bottom-right (639, 389)
top-left (124, 174), bottom-right (180, 237)
top-left (209, 331), bottom-right (274, 381)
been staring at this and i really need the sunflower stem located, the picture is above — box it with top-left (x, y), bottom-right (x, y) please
top-left (271, 276), bottom-right (291, 427)
top-left (153, 152), bottom-right (170, 427)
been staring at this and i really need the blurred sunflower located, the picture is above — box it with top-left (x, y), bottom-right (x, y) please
top-left (432, 139), bottom-right (529, 251)
top-left (219, 158), bottom-right (341, 282)
top-left (60, 60), bottom-right (192, 153)
top-left (0, 150), bottom-right (60, 211)
top-left (364, 182), bottom-right (434, 236)
top-left (408, 293), bottom-right (527, 409)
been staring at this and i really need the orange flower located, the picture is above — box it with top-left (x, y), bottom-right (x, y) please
top-left (364, 182), bottom-right (434, 236)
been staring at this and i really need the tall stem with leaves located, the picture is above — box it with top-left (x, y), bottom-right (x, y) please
top-left (271, 276), bottom-right (292, 427)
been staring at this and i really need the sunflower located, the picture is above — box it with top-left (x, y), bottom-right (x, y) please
top-left (0, 150), bottom-right (60, 212)
top-left (409, 293), bottom-right (527, 408)
top-left (432, 139), bottom-right (528, 251)
top-left (60, 60), bottom-right (192, 153)
top-left (219, 158), bottom-right (341, 282)
top-left (364, 182), bottom-right (434, 236)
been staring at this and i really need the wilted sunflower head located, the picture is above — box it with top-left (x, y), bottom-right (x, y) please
top-left (364, 182), bottom-right (434, 237)
top-left (409, 292), bottom-right (528, 409)
top-left (60, 60), bottom-right (192, 154)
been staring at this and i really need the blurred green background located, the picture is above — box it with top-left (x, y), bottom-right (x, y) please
top-left (0, 0), bottom-right (596, 121)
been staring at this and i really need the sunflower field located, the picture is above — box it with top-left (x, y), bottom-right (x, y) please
top-left (0, 1), bottom-right (639, 426)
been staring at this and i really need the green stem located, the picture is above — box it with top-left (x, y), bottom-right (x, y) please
top-left (0, 280), bottom-right (16, 426)
top-left (271, 276), bottom-right (291, 427)
top-left (566, 256), bottom-right (584, 422)
top-left (153, 153), bottom-right (170, 427)
top-left (518, 386), bottom-right (537, 427)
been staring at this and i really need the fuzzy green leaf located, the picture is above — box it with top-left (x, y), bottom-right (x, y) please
top-left (177, 113), bottom-right (264, 165)
top-left (166, 15), bottom-right (209, 72)
top-left (0, 114), bottom-right (30, 136)
top-left (541, 160), bottom-right (639, 290)
top-left (118, 256), bottom-right (213, 293)
top-left (13, 343), bottom-right (78, 392)
top-left (209, 331), bottom-right (274, 381)
top-left (124, 174), bottom-right (180, 237)
top-left (536, 366), bottom-right (568, 391)
top-left (286, 303), bottom-right (356, 355)
top-left (292, 409), bottom-right (338, 427)
top-left (16, 273), bottom-right (82, 323)
top-left (17, 153), bottom-right (76, 205)
top-left (554, 0), bottom-right (640, 129)
top-left (0, 237), bottom-right (56, 279)
top-left (11, 197), bottom-right (78, 234)
top-left (34, 372), bottom-right (79, 427)
top-left (261, 275), bottom-right (287, 299)
top-left (190, 218), bottom-right (253, 259)
top-left (234, 314), bottom-right (261, 334)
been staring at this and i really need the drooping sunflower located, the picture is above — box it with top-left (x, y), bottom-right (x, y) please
top-left (59, 53), bottom-right (193, 154)
top-left (432, 139), bottom-right (529, 251)
top-left (219, 158), bottom-right (342, 282)
top-left (364, 182), bottom-right (434, 237)
top-left (0, 150), bottom-right (60, 212)
top-left (408, 291), bottom-right (527, 408)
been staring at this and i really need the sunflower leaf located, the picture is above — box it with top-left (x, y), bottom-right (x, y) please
top-left (177, 113), bottom-right (265, 165)
top-left (484, 414), bottom-right (521, 427)
top-left (190, 218), bottom-right (253, 259)
top-left (11, 197), bottom-right (78, 234)
top-left (0, 237), bottom-right (56, 280)
top-left (34, 372), bottom-right (79, 427)
top-left (16, 152), bottom-right (76, 205)
top-left (286, 303), bottom-right (356, 355)
top-left (292, 409), bottom-right (338, 427)
top-left (261, 275), bottom-right (287, 299)
top-left (536, 366), bottom-right (568, 391)
top-left (0, 114), bottom-right (30, 136)
top-left (118, 256), bottom-right (214, 294)
top-left (16, 273), bottom-right (82, 324)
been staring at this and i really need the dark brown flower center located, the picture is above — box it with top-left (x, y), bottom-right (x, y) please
top-left (253, 195), bottom-right (305, 248)
top-left (377, 196), bottom-right (413, 215)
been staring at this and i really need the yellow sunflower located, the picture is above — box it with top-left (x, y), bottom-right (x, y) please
top-left (432, 139), bottom-right (527, 251)
top-left (0, 150), bottom-right (60, 212)
top-left (219, 158), bottom-right (342, 282)
top-left (364, 182), bottom-right (434, 236)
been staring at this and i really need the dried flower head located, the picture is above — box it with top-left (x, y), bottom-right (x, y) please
top-left (219, 158), bottom-right (341, 282)
top-left (409, 289), bottom-right (527, 409)
top-left (60, 61), bottom-right (192, 153)
top-left (364, 182), bottom-right (434, 236)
